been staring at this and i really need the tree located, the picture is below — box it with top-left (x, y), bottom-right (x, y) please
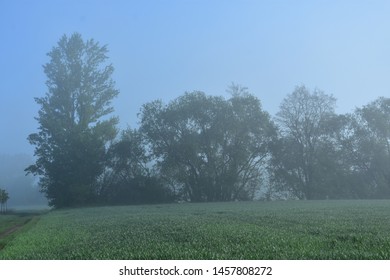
top-left (270, 85), bottom-right (338, 199)
top-left (107, 128), bottom-right (150, 182)
top-left (140, 89), bottom-right (276, 202)
top-left (26, 33), bottom-right (119, 208)
top-left (0, 188), bottom-right (9, 214)
top-left (340, 97), bottom-right (390, 198)
top-left (99, 128), bottom-right (173, 204)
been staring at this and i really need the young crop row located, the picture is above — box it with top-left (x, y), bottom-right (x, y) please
top-left (1, 200), bottom-right (390, 259)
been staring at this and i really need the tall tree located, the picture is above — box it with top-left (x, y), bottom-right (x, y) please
top-left (26, 33), bottom-right (119, 208)
top-left (140, 89), bottom-right (276, 202)
top-left (270, 85), bottom-right (337, 199)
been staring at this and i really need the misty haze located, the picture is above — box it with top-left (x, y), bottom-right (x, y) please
top-left (1, 1), bottom-right (390, 261)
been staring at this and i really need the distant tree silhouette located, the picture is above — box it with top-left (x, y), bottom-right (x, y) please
top-left (0, 188), bottom-right (9, 214)
top-left (270, 85), bottom-right (338, 199)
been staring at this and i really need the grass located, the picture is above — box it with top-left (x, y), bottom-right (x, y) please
top-left (0, 200), bottom-right (390, 259)
top-left (0, 212), bottom-right (41, 250)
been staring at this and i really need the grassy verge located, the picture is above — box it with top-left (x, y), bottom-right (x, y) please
top-left (0, 213), bottom-right (42, 250)
top-left (0, 200), bottom-right (390, 259)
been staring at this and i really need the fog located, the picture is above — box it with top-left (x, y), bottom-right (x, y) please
top-left (1, 3), bottom-right (390, 265)
top-left (0, 154), bottom-right (47, 209)
top-left (1, 1), bottom-right (390, 156)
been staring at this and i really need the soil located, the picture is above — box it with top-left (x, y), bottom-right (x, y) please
top-left (0, 225), bottom-right (24, 239)
top-left (0, 217), bottom-right (34, 240)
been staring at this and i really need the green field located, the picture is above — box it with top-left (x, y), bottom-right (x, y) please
top-left (0, 200), bottom-right (390, 259)
top-left (0, 212), bottom-right (41, 251)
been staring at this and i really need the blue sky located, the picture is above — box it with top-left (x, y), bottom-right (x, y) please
top-left (1, 0), bottom-right (390, 155)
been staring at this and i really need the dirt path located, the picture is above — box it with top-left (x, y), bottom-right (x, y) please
top-left (0, 216), bottom-right (34, 239)
top-left (0, 224), bottom-right (24, 239)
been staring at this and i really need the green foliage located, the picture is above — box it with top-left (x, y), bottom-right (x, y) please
top-left (1, 201), bottom-right (390, 259)
top-left (24, 34), bottom-right (390, 206)
top-left (271, 85), bottom-right (340, 199)
top-left (99, 128), bottom-right (173, 204)
top-left (340, 97), bottom-right (390, 198)
top-left (0, 213), bottom-right (40, 250)
top-left (140, 88), bottom-right (276, 202)
top-left (107, 128), bottom-right (151, 180)
top-left (271, 91), bottom-right (390, 199)
top-left (26, 33), bottom-right (119, 208)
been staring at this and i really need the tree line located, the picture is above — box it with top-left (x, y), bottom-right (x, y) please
top-left (26, 33), bottom-right (390, 208)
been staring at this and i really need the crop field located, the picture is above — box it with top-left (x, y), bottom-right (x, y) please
top-left (0, 200), bottom-right (390, 259)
